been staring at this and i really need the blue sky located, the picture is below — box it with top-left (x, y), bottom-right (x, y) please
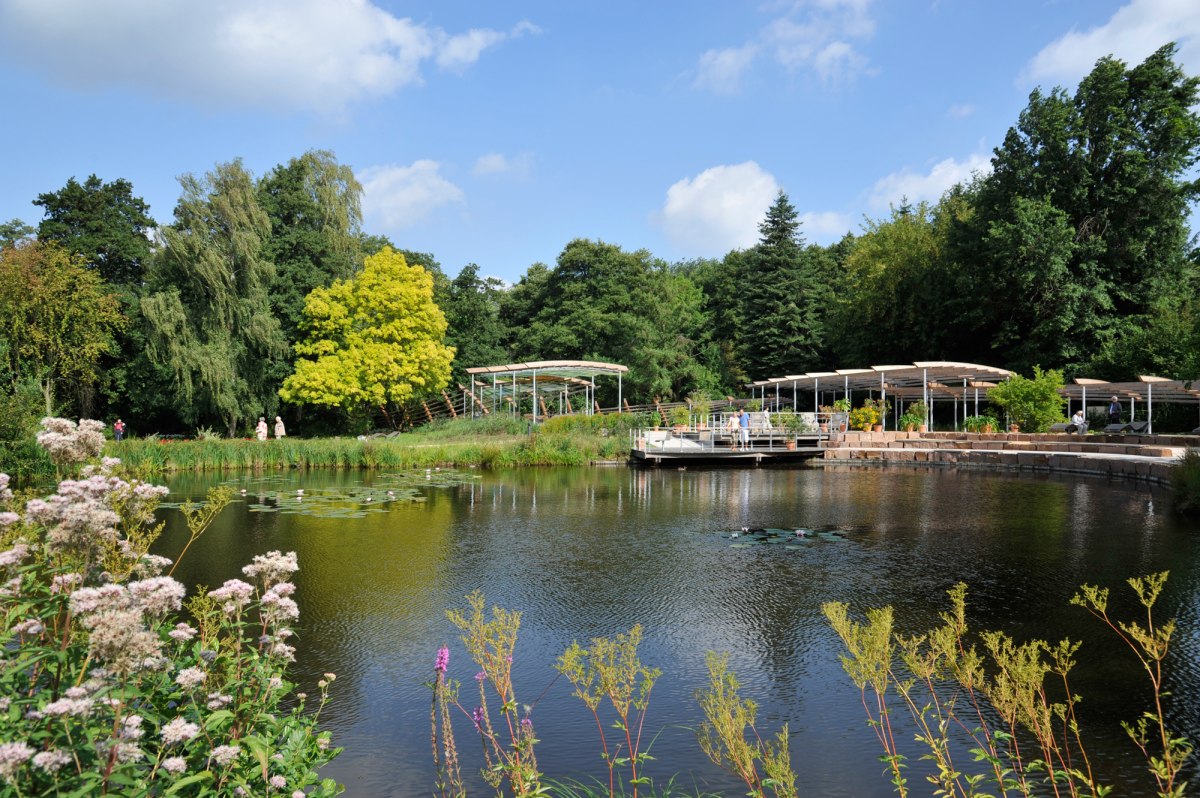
top-left (1, 0), bottom-right (1198, 284)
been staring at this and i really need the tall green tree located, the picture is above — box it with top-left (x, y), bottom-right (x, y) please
top-left (0, 242), bottom-right (124, 414)
top-left (499, 240), bottom-right (714, 401)
top-left (279, 247), bottom-right (454, 424)
top-left (739, 192), bottom-right (827, 379)
top-left (960, 43), bottom-right (1200, 372)
top-left (444, 263), bottom-right (508, 386)
top-left (258, 150), bottom-right (363, 345)
top-left (0, 219), bottom-right (34, 249)
top-left (141, 160), bottom-right (287, 436)
top-left (33, 175), bottom-right (155, 285)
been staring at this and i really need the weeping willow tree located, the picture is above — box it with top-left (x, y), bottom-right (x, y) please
top-left (142, 160), bottom-right (287, 436)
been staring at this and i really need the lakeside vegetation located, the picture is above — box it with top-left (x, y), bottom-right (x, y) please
top-left (107, 417), bottom-right (634, 474)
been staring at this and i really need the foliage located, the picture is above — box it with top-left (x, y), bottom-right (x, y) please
top-left (557, 625), bottom-right (662, 798)
top-left (498, 239), bottom-right (717, 403)
top-left (0, 219), bottom-right (35, 249)
top-left (444, 263), bottom-right (509, 387)
top-left (695, 652), bottom-right (797, 798)
top-left (824, 573), bottom-right (1190, 798)
top-left (0, 242), bottom-right (125, 415)
top-left (258, 150), bottom-right (363, 347)
top-left (987, 366), bottom-right (1066, 432)
top-left (141, 159), bottom-right (288, 437)
top-left (668, 405), bottom-right (690, 427)
top-left (831, 398), bottom-right (852, 413)
top-left (33, 174), bottom-right (156, 286)
top-left (958, 44), bottom-right (1200, 373)
top-left (897, 411), bottom-right (924, 432)
top-left (848, 398), bottom-right (888, 431)
top-left (963, 414), bottom-right (1000, 433)
top-left (280, 247), bottom-right (454, 423)
top-left (0, 427), bottom-right (342, 797)
top-left (442, 591), bottom-right (542, 796)
top-left (1170, 447), bottom-right (1200, 514)
top-left (739, 192), bottom-right (828, 378)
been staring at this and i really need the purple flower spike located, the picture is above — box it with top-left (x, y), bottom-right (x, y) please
top-left (434, 645), bottom-right (449, 674)
top-left (472, 707), bottom-right (484, 730)
top-left (474, 671), bottom-right (485, 682)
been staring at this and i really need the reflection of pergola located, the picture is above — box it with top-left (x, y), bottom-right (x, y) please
top-left (466, 360), bottom-right (628, 423)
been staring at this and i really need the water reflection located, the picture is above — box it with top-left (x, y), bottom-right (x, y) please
top-left (156, 465), bottom-right (1200, 797)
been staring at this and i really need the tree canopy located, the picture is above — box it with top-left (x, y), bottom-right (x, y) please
top-left (141, 160), bottom-right (287, 436)
top-left (34, 175), bottom-right (155, 285)
top-left (280, 248), bottom-right (455, 421)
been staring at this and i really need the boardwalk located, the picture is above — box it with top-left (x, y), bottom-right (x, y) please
top-left (629, 427), bottom-right (825, 465)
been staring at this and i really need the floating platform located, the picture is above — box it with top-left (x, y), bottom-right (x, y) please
top-left (629, 430), bottom-right (825, 466)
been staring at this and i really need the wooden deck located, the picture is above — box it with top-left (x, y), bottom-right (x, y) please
top-left (629, 429), bottom-right (825, 465)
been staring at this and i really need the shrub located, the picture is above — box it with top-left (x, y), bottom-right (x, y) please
top-left (964, 414), bottom-right (1000, 433)
top-left (1171, 447), bottom-right (1200, 514)
top-left (987, 366), bottom-right (1066, 432)
top-left (0, 420), bottom-right (341, 796)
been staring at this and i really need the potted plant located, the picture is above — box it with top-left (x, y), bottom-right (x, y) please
top-left (669, 405), bottom-right (690, 431)
top-left (818, 405), bottom-right (833, 432)
top-left (849, 399), bottom-right (884, 432)
top-left (964, 415), bottom-right (999, 434)
top-left (832, 398), bottom-right (852, 431)
top-left (905, 401), bottom-right (929, 432)
top-left (898, 411), bottom-right (923, 432)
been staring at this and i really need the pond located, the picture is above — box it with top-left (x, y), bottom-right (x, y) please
top-left (156, 464), bottom-right (1200, 797)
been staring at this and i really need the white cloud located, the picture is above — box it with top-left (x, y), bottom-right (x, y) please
top-left (799, 211), bottom-right (854, 241)
top-left (0, 0), bottom-right (536, 112)
top-left (437, 21), bottom-right (540, 73)
top-left (868, 153), bottom-right (991, 211)
top-left (695, 0), bottom-right (875, 93)
top-left (1022, 0), bottom-right (1200, 86)
top-left (472, 152), bottom-right (532, 177)
top-left (694, 45), bottom-right (758, 94)
top-left (947, 103), bottom-right (975, 119)
top-left (656, 162), bottom-right (781, 254)
top-left (359, 160), bottom-right (465, 230)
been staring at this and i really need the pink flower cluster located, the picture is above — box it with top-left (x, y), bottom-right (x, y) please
top-left (36, 417), bottom-right (106, 467)
top-left (68, 576), bottom-right (185, 673)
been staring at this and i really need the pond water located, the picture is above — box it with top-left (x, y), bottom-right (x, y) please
top-left (157, 464), bottom-right (1200, 797)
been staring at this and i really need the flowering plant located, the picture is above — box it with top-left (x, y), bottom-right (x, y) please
top-left (0, 419), bottom-right (341, 796)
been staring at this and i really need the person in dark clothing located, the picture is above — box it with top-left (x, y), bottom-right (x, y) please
top-left (1108, 396), bottom-right (1122, 426)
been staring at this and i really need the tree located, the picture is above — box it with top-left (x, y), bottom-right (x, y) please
top-left (33, 175), bottom-right (155, 285)
top-left (959, 43), bottom-right (1200, 372)
top-left (0, 219), bottom-right (34, 249)
top-left (141, 160), bottom-right (287, 436)
top-left (444, 263), bottom-right (508, 386)
top-left (0, 242), bottom-right (124, 414)
top-left (987, 366), bottom-right (1067, 432)
top-left (279, 247), bottom-right (455, 423)
top-left (258, 150), bottom-right (363, 345)
top-left (739, 192), bottom-right (827, 378)
top-left (499, 239), bottom-right (716, 402)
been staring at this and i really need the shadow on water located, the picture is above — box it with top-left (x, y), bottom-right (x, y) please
top-left (155, 464), bottom-right (1200, 797)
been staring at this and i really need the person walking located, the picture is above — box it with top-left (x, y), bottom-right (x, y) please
top-left (274, 415), bottom-right (286, 439)
top-left (255, 417), bottom-right (269, 441)
top-left (113, 419), bottom-right (125, 441)
top-left (1108, 396), bottom-right (1122, 426)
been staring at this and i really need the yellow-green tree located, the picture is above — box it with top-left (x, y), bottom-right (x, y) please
top-left (280, 247), bottom-right (454, 423)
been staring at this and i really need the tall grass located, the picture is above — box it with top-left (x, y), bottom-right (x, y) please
top-left (108, 419), bottom-right (632, 474)
top-left (1171, 447), bottom-right (1200, 513)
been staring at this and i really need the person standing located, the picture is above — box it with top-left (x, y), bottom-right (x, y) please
top-left (725, 411), bottom-right (739, 449)
top-left (738, 408), bottom-right (751, 450)
top-left (113, 419), bottom-right (125, 441)
top-left (256, 417), bottom-right (269, 441)
top-left (274, 415), bottom-right (286, 439)
top-left (1108, 396), bottom-right (1122, 426)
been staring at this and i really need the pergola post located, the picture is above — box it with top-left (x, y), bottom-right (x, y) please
top-left (618, 372), bottom-right (622, 413)
top-left (532, 370), bottom-right (538, 424)
top-left (923, 369), bottom-right (929, 427)
top-left (1148, 384), bottom-right (1153, 434)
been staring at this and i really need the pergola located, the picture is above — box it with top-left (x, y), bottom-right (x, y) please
top-left (1061, 376), bottom-right (1200, 434)
top-left (748, 364), bottom-right (1200, 433)
top-left (747, 362), bottom-right (1016, 430)
top-left (465, 360), bottom-right (628, 423)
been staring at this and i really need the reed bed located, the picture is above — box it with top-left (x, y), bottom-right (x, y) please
top-left (107, 420), bottom-right (630, 474)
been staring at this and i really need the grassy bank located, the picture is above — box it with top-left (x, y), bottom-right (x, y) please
top-left (108, 416), bottom-right (635, 473)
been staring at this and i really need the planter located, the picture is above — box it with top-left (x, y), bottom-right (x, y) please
top-left (819, 422), bottom-right (829, 432)
top-left (1009, 424), bottom-right (1020, 433)
top-left (982, 425), bottom-right (993, 434)
top-left (872, 424), bottom-right (884, 433)
top-left (785, 440), bottom-right (797, 451)
top-left (918, 424), bottom-right (928, 433)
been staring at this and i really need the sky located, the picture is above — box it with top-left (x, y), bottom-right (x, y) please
top-left (1, 0), bottom-right (1198, 285)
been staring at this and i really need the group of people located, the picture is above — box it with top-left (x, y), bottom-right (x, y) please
top-left (256, 416), bottom-right (286, 441)
top-left (725, 409), bottom-right (751, 450)
top-left (1066, 396), bottom-right (1124, 432)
